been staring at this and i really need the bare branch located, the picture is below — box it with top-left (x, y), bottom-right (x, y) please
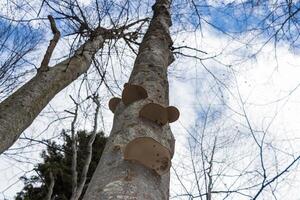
top-left (69, 96), bottom-right (79, 199)
top-left (39, 15), bottom-right (61, 72)
top-left (71, 95), bottom-right (101, 200)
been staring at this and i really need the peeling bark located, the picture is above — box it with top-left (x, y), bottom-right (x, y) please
top-left (0, 35), bottom-right (105, 154)
top-left (82, 0), bottom-right (175, 199)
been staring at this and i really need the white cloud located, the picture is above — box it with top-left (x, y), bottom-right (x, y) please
top-left (168, 24), bottom-right (300, 199)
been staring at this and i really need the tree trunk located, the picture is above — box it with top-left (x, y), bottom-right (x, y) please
top-left (0, 35), bottom-right (105, 154)
top-left (82, 0), bottom-right (175, 199)
top-left (45, 171), bottom-right (55, 200)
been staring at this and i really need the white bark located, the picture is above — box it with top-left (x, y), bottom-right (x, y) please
top-left (71, 97), bottom-right (101, 200)
top-left (70, 99), bottom-right (79, 199)
top-left (0, 35), bottom-right (104, 154)
top-left (82, 0), bottom-right (175, 199)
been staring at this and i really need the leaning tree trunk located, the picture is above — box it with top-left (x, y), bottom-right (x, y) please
top-left (82, 0), bottom-right (177, 199)
top-left (0, 35), bottom-right (105, 154)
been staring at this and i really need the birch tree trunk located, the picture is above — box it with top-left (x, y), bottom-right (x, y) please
top-left (0, 35), bottom-right (105, 154)
top-left (82, 0), bottom-right (176, 199)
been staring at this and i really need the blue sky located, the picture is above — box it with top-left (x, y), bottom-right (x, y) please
top-left (0, 18), bottom-right (42, 100)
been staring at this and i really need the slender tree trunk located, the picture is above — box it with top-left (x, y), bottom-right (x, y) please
top-left (45, 171), bottom-right (55, 200)
top-left (83, 0), bottom-right (175, 199)
top-left (70, 100), bottom-right (79, 199)
top-left (0, 35), bottom-right (105, 154)
top-left (71, 97), bottom-right (101, 200)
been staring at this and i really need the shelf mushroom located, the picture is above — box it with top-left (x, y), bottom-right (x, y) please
top-left (122, 84), bottom-right (148, 105)
top-left (108, 97), bottom-right (121, 113)
top-left (124, 137), bottom-right (171, 175)
top-left (139, 103), bottom-right (180, 125)
top-left (167, 106), bottom-right (180, 123)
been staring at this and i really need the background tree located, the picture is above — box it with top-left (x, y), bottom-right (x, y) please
top-left (0, 0), bottom-right (149, 154)
top-left (15, 130), bottom-right (106, 200)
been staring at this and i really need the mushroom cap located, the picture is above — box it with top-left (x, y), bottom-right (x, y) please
top-left (122, 84), bottom-right (148, 105)
top-left (108, 97), bottom-right (121, 113)
top-left (139, 103), bottom-right (168, 125)
top-left (124, 137), bottom-right (171, 175)
top-left (167, 106), bottom-right (180, 123)
top-left (123, 83), bottom-right (129, 88)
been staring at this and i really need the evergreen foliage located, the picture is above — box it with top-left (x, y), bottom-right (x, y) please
top-left (15, 130), bottom-right (107, 200)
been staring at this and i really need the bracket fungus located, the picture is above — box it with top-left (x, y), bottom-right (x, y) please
top-left (122, 84), bottom-right (148, 105)
top-left (167, 106), bottom-right (180, 123)
top-left (108, 97), bottom-right (121, 113)
top-left (139, 103), bottom-right (180, 125)
top-left (124, 137), bottom-right (171, 175)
